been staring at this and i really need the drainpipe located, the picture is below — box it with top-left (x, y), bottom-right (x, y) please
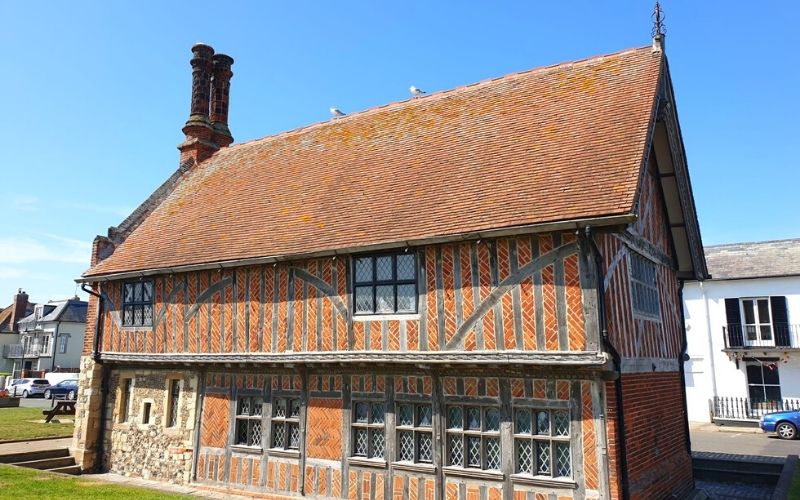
top-left (81, 283), bottom-right (109, 473)
top-left (677, 282), bottom-right (693, 456)
top-left (585, 227), bottom-right (630, 500)
top-left (51, 323), bottom-right (60, 372)
top-left (699, 282), bottom-right (718, 399)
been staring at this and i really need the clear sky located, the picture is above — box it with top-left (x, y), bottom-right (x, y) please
top-left (1, 1), bottom-right (798, 303)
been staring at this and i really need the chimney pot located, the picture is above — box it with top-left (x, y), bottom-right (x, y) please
top-left (210, 53), bottom-right (235, 148)
top-left (9, 289), bottom-right (29, 333)
top-left (179, 44), bottom-right (220, 165)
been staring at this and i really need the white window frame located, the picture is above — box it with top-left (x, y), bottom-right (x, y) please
top-left (58, 334), bottom-right (68, 354)
top-left (740, 297), bottom-right (774, 347)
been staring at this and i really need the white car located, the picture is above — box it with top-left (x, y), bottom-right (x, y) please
top-left (7, 378), bottom-right (50, 398)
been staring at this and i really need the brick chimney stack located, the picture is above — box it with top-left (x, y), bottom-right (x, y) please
top-left (210, 54), bottom-right (234, 148)
top-left (9, 289), bottom-right (28, 333)
top-left (178, 44), bottom-right (235, 165)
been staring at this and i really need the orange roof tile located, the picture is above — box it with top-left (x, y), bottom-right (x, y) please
top-left (85, 46), bottom-right (663, 278)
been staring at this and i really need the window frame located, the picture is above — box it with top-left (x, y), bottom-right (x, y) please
top-left (351, 400), bottom-right (386, 460)
top-left (119, 378), bottom-right (134, 423)
top-left (58, 334), bottom-right (68, 354)
top-left (512, 408), bottom-right (572, 479)
top-left (395, 401), bottom-right (434, 464)
top-left (628, 252), bottom-right (661, 321)
top-left (167, 379), bottom-right (181, 428)
top-left (740, 297), bottom-right (774, 345)
top-left (352, 252), bottom-right (418, 315)
top-left (234, 395), bottom-right (265, 448)
top-left (270, 397), bottom-right (301, 451)
top-left (122, 280), bottom-right (154, 328)
top-left (445, 404), bottom-right (502, 471)
top-left (746, 362), bottom-right (782, 403)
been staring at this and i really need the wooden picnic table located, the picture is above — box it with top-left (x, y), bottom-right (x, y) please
top-left (42, 401), bottom-right (76, 423)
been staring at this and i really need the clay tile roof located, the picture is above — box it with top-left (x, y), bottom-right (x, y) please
top-left (705, 238), bottom-right (800, 280)
top-left (85, 46), bottom-right (663, 278)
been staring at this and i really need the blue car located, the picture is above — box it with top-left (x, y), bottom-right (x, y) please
top-left (43, 379), bottom-right (79, 400)
top-left (759, 409), bottom-right (800, 440)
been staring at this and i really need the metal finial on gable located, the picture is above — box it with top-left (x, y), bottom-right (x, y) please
top-left (651, 1), bottom-right (666, 52)
top-left (652, 1), bottom-right (666, 36)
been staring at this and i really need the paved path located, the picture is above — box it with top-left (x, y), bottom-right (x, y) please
top-left (0, 437), bottom-right (72, 455)
top-left (690, 422), bottom-right (800, 458)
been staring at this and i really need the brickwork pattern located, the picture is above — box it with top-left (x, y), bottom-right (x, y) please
top-left (94, 233), bottom-right (588, 359)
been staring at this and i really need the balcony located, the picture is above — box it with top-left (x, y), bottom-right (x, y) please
top-left (723, 323), bottom-right (800, 350)
top-left (711, 396), bottom-right (800, 422)
top-left (2, 344), bottom-right (48, 359)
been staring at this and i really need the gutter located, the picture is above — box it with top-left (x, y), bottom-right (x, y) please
top-left (585, 227), bottom-right (630, 500)
top-left (81, 283), bottom-right (109, 473)
top-left (76, 214), bottom-right (637, 283)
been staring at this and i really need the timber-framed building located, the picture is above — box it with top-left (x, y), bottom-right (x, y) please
top-left (72, 32), bottom-right (707, 500)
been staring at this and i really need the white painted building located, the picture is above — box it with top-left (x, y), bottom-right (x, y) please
top-left (10, 297), bottom-right (87, 378)
top-left (684, 238), bottom-right (800, 422)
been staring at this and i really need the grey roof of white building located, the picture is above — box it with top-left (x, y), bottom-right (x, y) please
top-left (17, 297), bottom-right (87, 331)
top-left (705, 238), bottom-right (800, 280)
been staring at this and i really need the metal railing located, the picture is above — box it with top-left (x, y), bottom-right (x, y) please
top-left (711, 396), bottom-right (800, 421)
top-left (2, 344), bottom-right (44, 359)
top-left (723, 323), bottom-right (799, 349)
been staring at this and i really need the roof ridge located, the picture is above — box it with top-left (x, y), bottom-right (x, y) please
top-left (705, 237), bottom-right (800, 250)
top-left (220, 45), bottom-right (653, 153)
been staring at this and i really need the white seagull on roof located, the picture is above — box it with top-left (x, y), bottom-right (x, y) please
top-left (409, 86), bottom-right (426, 97)
top-left (329, 107), bottom-right (346, 117)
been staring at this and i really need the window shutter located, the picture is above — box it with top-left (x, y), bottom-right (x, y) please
top-left (771, 296), bottom-right (790, 347)
top-left (724, 298), bottom-right (743, 347)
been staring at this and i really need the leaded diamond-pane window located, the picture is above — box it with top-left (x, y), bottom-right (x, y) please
top-left (271, 397), bottom-right (300, 450)
top-left (167, 379), bottom-right (180, 428)
top-left (352, 401), bottom-right (385, 459)
top-left (395, 402), bottom-right (433, 464)
top-left (445, 404), bottom-right (502, 470)
top-left (629, 252), bottom-right (661, 320)
top-left (235, 396), bottom-right (264, 447)
top-left (514, 408), bottom-right (572, 479)
top-left (353, 253), bottom-right (417, 315)
top-left (122, 280), bottom-right (154, 327)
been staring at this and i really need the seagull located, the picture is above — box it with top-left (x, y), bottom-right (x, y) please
top-left (330, 107), bottom-right (346, 117)
top-left (409, 85), bottom-right (426, 97)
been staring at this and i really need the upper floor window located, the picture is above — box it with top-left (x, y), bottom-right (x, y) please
top-left (353, 253), bottom-right (417, 315)
top-left (123, 281), bottom-right (154, 327)
top-left (628, 252), bottom-right (660, 320)
top-left (396, 402), bottom-right (433, 464)
top-left (271, 397), bottom-right (301, 450)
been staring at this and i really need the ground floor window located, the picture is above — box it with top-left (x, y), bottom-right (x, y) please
top-left (235, 396), bottom-right (263, 447)
top-left (271, 397), bottom-right (301, 450)
top-left (445, 405), bottom-right (502, 470)
top-left (352, 401), bottom-right (386, 459)
top-left (746, 362), bottom-right (781, 403)
top-left (396, 402), bottom-right (433, 463)
top-left (513, 408), bottom-right (571, 478)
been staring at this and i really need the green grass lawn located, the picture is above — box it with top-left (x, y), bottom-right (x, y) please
top-left (0, 464), bottom-right (189, 499)
top-left (0, 407), bottom-right (74, 442)
top-left (790, 459), bottom-right (800, 499)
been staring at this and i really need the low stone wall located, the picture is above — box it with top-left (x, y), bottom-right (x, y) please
top-left (104, 368), bottom-right (198, 484)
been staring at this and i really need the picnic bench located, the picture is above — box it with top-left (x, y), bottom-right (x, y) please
top-left (42, 401), bottom-right (76, 423)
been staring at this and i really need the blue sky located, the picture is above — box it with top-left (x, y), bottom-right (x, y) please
top-left (1, 1), bottom-right (798, 303)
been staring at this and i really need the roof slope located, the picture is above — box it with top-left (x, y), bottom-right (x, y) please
top-left (86, 46), bottom-right (663, 277)
top-left (0, 302), bottom-right (35, 334)
top-left (705, 238), bottom-right (800, 280)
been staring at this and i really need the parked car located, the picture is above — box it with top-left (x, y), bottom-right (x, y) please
top-left (7, 378), bottom-right (50, 398)
top-left (759, 409), bottom-right (800, 440)
top-left (43, 379), bottom-right (79, 400)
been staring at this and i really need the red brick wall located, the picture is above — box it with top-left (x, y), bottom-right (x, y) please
top-left (607, 373), bottom-right (693, 500)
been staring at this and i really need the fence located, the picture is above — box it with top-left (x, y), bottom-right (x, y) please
top-left (711, 396), bottom-right (800, 422)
